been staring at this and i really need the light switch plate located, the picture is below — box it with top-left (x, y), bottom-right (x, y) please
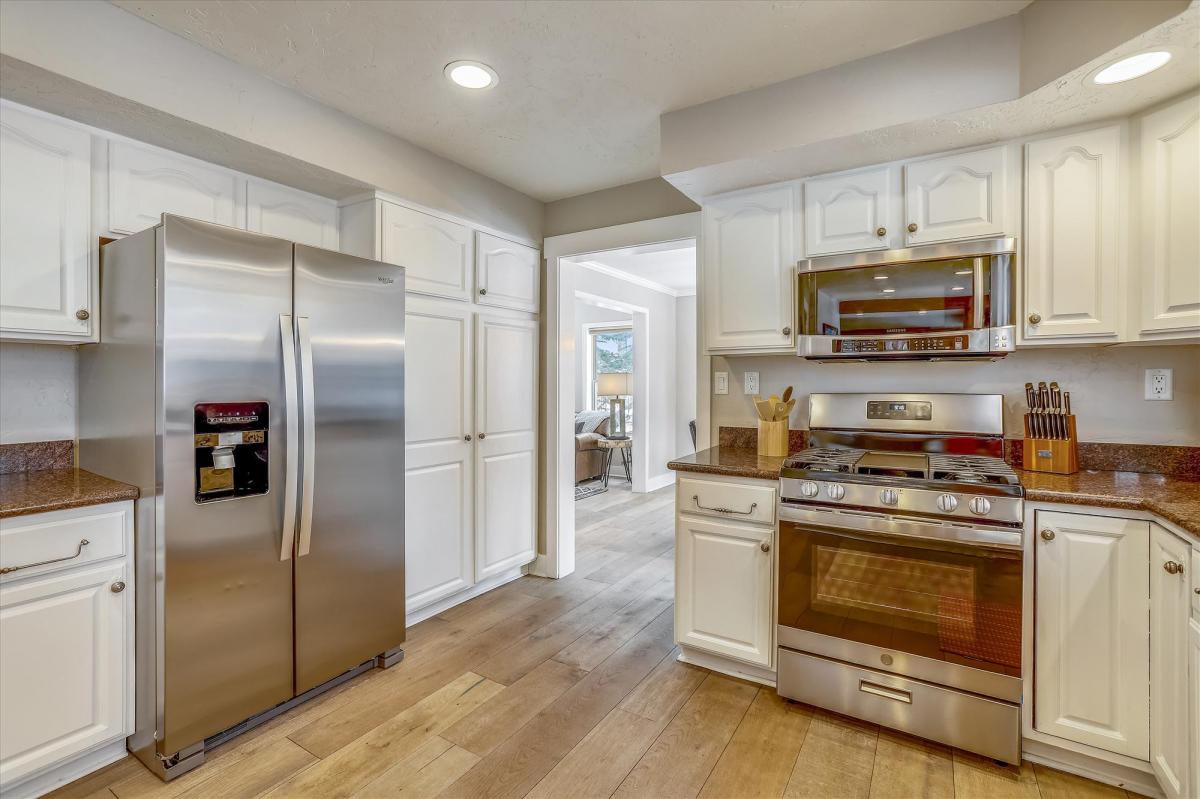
top-left (1145, 368), bottom-right (1173, 400)
top-left (714, 371), bottom-right (729, 395)
top-left (744, 371), bottom-right (760, 395)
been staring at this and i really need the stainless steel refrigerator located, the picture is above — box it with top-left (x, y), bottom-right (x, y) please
top-left (78, 215), bottom-right (405, 780)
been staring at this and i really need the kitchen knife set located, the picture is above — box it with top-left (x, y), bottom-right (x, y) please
top-left (1023, 381), bottom-right (1071, 439)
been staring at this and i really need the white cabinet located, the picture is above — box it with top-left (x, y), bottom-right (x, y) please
top-left (380, 201), bottom-right (474, 301)
top-left (0, 103), bottom-right (94, 342)
top-left (1150, 524), bottom-right (1192, 799)
top-left (702, 184), bottom-right (797, 352)
top-left (474, 315), bottom-right (538, 580)
top-left (1033, 510), bottom-right (1149, 758)
top-left (1023, 126), bottom-right (1123, 343)
top-left (475, 232), bottom-right (540, 313)
top-left (108, 140), bottom-right (240, 235)
top-left (1137, 96), bottom-right (1200, 339)
top-left (1189, 618), bottom-right (1200, 799)
top-left (675, 513), bottom-right (774, 668)
top-left (903, 146), bottom-right (1007, 245)
top-left (803, 165), bottom-right (898, 256)
top-left (246, 179), bottom-right (338, 250)
top-left (0, 502), bottom-right (133, 796)
top-left (404, 299), bottom-right (475, 611)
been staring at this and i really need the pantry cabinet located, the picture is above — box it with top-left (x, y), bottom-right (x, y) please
top-left (1150, 523), bottom-right (1192, 799)
top-left (108, 140), bottom-right (240, 235)
top-left (903, 146), bottom-right (1007, 246)
top-left (1022, 125), bottom-right (1124, 343)
top-left (0, 103), bottom-right (94, 342)
top-left (1033, 510), bottom-right (1149, 758)
top-left (803, 165), bottom-right (898, 256)
top-left (380, 201), bottom-right (474, 301)
top-left (702, 184), bottom-right (797, 353)
top-left (475, 232), bottom-right (540, 313)
top-left (245, 179), bottom-right (338, 250)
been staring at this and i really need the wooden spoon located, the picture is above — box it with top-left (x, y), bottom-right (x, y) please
top-left (782, 386), bottom-right (793, 403)
top-left (754, 399), bottom-right (775, 421)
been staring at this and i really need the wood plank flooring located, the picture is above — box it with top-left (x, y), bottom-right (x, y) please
top-left (52, 483), bottom-right (1144, 799)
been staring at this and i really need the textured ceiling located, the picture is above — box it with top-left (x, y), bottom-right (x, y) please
top-left (110, 0), bottom-right (1031, 201)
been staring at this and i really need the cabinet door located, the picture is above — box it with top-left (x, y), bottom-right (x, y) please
top-left (474, 315), bottom-right (538, 580)
top-left (108, 140), bottom-right (239, 235)
top-left (476, 232), bottom-right (540, 313)
top-left (0, 103), bottom-right (93, 340)
top-left (676, 514), bottom-right (773, 667)
top-left (1024, 126), bottom-right (1122, 342)
top-left (404, 299), bottom-right (475, 611)
top-left (904, 147), bottom-right (1006, 245)
top-left (1034, 510), bottom-right (1149, 758)
top-left (1138, 98), bottom-right (1200, 337)
top-left (1189, 618), bottom-right (1199, 799)
top-left (804, 166), bottom-right (897, 256)
top-left (702, 185), bottom-right (796, 352)
top-left (0, 561), bottom-right (128, 788)
top-left (1150, 524), bottom-right (1192, 799)
top-left (381, 202), bottom-right (473, 301)
top-left (246, 179), bottom-right (338, 250)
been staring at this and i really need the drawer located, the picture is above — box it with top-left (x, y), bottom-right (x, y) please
top-left (0, 503), bottom-right (128, 582)
top-left (777, 647), bottom-right (1021, 764)
top-left (678, 477), bottom-right (776, 526)
top-left (1193, 548), bottom-right (1199, 618)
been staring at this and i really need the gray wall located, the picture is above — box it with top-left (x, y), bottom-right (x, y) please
top-left (675, 296), bottom-right (698, 456)
top-left (711, 345), bottom-right (1200, 446)
top-left (544, 178), bottom-right (698, 238)
top-left (0, 344), bottom-right (76, 444)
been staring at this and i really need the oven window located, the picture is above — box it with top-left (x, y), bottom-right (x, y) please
top-left (799, 257), bottom-right (992, 335)
top-left (778, 527), bottom-right (1022, 676)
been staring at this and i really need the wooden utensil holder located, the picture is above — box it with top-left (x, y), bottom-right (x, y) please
top-left (1022, 415), bottom-right (1078, 474)
top-left (758, 420), bottom-right (789, 456)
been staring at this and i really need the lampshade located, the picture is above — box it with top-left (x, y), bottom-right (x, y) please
top-left (596, 372), bottom-right (631, 397)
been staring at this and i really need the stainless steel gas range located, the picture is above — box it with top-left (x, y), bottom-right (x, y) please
top-left (776, 393), bottom-right (1024, 764)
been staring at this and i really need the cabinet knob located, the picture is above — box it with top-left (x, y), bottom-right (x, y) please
top-left (907, 223), bottom-right (918, 233)
top-left (464, 434), bottom-right (472, 441)
top-left (1028, 312), bottom-right (1042, 325)
top-left (1040, 529), bottom-right (1055, 541)
top-left (1163, 560), bottom-right (1184, 575)
top-left (876, 227), bottom-right (887, 237)
top-left (479, 288), bottom-right (487, 296)
top-left (75, 308), bottom-right (90, 321)
top-left (782, 326), bottom-right (792, 336)
top-left (110, 581), bottom-right (126, 593)
top-left (478, 433), bottom-right (486, 440)
top-left (760, 541), bottom-right (771, 553)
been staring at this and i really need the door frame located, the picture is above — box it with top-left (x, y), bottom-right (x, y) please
top-left (538, 212), bottom-right (704, 579)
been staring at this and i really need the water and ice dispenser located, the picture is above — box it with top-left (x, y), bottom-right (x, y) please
top-left (193, 402), bottom-right (270, 502)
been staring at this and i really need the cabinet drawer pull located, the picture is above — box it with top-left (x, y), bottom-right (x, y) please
top-left (1, 538), bottom-right (90, 575)
top-left (859, 680), bottom-right (912, 704)
top-left (1163, 560), bottom-right (1184, 575)
top-left (692, 495), bottom-right (757, 516)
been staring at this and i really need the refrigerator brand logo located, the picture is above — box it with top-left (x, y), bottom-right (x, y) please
top-left (377, 276), bottom-right (395, 285)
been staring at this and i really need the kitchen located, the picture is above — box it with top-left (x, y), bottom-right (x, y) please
top-left (1, 2), bottom-right (1198, 799)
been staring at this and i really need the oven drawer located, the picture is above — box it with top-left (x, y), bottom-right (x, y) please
top-left (777, 646), bottom-right (1021, 764)
top-left (678, 477), bottom-right (775, 526)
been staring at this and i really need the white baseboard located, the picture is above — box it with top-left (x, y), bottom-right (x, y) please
top-left (1020, 739), bottom-right (1162, 798)
top-left (3, 739), bottom-right (127, 799)
top-left (644, 471), bottom-right (676, 493)
top-left (678, 645), bottom-right (776, 687)
top-left (404, 567), bottom-right (524, 627)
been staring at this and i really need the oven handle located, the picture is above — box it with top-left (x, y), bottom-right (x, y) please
top-left (778, 502), bottom-right (1023, 551)
top-left (860, 680), bottom-right (912, 704)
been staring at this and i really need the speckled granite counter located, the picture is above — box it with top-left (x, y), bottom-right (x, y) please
top-left (0, 469), bottom-right (139, 519)
top-left (668, 447), bottom-right (1200, 536)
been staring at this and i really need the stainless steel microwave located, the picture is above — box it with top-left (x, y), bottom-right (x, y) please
top-left (796, 237), bottom-right (1016, 360)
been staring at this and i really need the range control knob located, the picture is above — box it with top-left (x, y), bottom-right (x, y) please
top-left (968, 497), bottom-right (992, 516)
top-left (936, 494), bottom-right (959, 513)
top-left (799, 481), bottom-right (819, 498)
top-left (826, 484), bottom-right (845, 501)
top-left (879, 488), bottom-right (899, 506)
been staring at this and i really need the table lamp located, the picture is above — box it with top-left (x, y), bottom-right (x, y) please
top-left (596, 372), bottom-right (631, 439)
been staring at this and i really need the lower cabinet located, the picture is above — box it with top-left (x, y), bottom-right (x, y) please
top-left (1150, 523), bottom-right (1193, 799)
top-left (1189, 618), bottom-right (1200, 798)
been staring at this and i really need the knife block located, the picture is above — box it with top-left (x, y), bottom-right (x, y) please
top-left (1022, 415), bottom-right (1078, 475)
top-left (758, 420), bottom-right (789, 457)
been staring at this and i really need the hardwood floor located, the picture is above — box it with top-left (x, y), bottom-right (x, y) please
top-left (52, 484), bottom-right (1141, 799)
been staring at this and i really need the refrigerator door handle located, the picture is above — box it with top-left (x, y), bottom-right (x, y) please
top-left (297, 316), bottom-right (316, 557)
top-left (279, 315), bottom-right (299, 561)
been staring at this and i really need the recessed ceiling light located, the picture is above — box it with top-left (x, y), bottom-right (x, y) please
top-left (445, 60), bottom-right (498, 90)
top-left (918, 310), bottom-right (928, 315)
top-left (873, 275), bottom-right (889, 280)
top-left (955, 269), bottom-right (972, 275)
top-left (882, 288), bottom-right (896, 293)
top-left (1093, 51), bottom-right (1171, 85)
top-left (951, 286), bottom-right (966, 291)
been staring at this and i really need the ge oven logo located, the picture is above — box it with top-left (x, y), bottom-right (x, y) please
top-left (377, 276), bottom-right (395, 285)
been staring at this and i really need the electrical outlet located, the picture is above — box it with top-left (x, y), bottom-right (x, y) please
top-left (714, 371), bottom-right (729, 395)
top-left (744, 371), bottom-right (760, 395)
top-left (1145, 368), bottom-right (1173, 400)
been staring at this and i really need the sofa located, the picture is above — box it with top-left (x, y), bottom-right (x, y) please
top-left (575, 411), bottom-right (610, 483)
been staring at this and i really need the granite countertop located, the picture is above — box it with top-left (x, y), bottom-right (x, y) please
top-left (668, 447), bottom-right (1200, 536)
top-left (0, 468), bottom-right (139, 520)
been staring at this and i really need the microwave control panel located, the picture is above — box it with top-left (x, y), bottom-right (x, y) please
top-left (834, 335), bottom-right (968, 353)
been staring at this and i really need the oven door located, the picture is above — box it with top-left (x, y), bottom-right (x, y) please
top-left (777, 504), bottom-right (1022, 702)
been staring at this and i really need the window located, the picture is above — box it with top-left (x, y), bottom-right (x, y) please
top-left (587, 325), bottom-right (633, 434)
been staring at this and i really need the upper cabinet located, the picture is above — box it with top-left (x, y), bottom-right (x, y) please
top-left (703, 184), bottom-right (797, 353)
top-left (803, 165), bottom-right (898, 256)
top-left (380, 201), bottom-right (474, 301)
top-left (108, 140), bottom-right (240, 235)
top-left (475, 232), bottom-right (540, 313)
top-left (1023, 125), bottom-right (1123, 343)
top-left (1137, 96), bottom-right (1200, 340)
top-left (903, 147), bottom-right (1007, 246)
top-left (246, 179), bottom-right (338, 250)
top-left (0, 103), bottom-right (94, 343)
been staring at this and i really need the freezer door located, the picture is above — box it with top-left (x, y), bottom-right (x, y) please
top-left (159, 216), bottom-right (296, 754)
top-left (293, 245), bottom-right (406, 693)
